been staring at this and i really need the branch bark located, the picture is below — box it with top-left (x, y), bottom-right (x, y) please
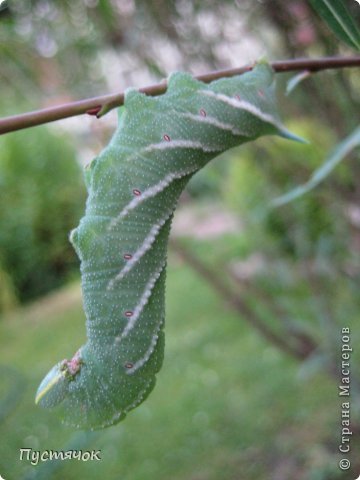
top-left (0, 55), bottom-right (359, 135)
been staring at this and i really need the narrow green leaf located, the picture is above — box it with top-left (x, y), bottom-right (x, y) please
top-left (272, 125), bottom-right (360, 207)
top-left (286, 70), bottom-right (311, 96)
top-left (309, 0), bottom-right (360, 50)
top-left (0, 1), bottom-right (8, 12)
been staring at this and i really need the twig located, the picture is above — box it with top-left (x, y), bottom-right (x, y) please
top-left (170, 238), bottom-right (312, 360)
top-left (227, 264), bottom-right (318, 357)
top-left (0, 55), bottom-right (359, 135)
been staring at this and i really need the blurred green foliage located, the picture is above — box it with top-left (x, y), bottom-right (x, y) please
top-left (0, 128), bottom-right (86, 305)
top-left (0, 260), bottom-right (18, 312)
top-left (224, 119), bottom-right (353, 260)
top-left (1, 264), bottom-right (355, 480)
top-left (181, 117), bottom-right (359, 377)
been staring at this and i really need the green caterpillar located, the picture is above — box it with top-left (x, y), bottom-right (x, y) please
top-left (36, 61), bottom-right (298, 429)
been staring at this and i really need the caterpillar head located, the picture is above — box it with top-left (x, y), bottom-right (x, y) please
top-left (36, 351), bottom-right (82, 408)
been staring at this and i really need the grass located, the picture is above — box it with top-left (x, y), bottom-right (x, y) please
top-left (0, 254), bottom-right (346, 480)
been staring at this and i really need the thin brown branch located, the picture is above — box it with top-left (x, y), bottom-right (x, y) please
top-left (169, 238), bottom-right (312, 360)
top-left (227, 264), bottom-right (318, 358)
top-left (1, 55), bottom-right (359, 135)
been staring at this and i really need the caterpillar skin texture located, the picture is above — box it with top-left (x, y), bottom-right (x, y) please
top-left (36, 62), bottom-right (297, 429)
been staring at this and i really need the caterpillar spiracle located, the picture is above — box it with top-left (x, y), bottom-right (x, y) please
top-left (36, 61), bottom-right (298, 429)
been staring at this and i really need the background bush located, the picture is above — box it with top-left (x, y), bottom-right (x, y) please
top-left (0, 127), bottom-right (86, 306)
